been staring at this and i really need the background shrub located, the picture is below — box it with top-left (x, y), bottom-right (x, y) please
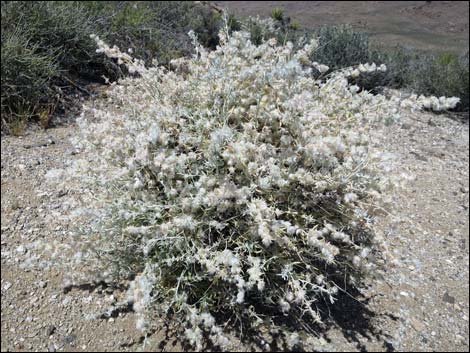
top-left (0, 1), bottom-right (224, 133)
top-left (83, 1), bottom-right (223, 63)
top-left (312, 25), bottom-right (372, 71)
top-left (1, 1), bottom-right (110, 132)
top-left (270, 7), bottom-right (284, 22)
top-left (309, 24), bottom-right (469, 111)
top-left (407, 52), bottom-right (469, 111)
top-left (0, 29), bottom-right (58, 133)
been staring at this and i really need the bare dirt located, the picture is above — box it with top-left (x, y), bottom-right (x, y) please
top-left (215, 1), bottom-right (470, 53)
top-left (1, 101), bottom-right (469, 351)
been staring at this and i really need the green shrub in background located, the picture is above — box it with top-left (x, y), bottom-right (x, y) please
top-left (290, 20), bottom-right (301, 31)
top-left (83, 1), bottom-right (223, 63)
top-left (408, 52), bottom-right (469, 111)
top-left (1, 29), bottom-right (58, 133)
top-left (1, 1), bottom-right (112, 132)
top-left (312, 25), bottom-right (372, 71)
top-left (1, 1), bottom-right (115, 79)
top-left (271, 7), bottom-right (284, 22)
top-left (1, 1), bottom-right (224, 133)
top-left (1, 2), bottom-right (468, 134)
top-left (309, 24), bottom-right (469, 111)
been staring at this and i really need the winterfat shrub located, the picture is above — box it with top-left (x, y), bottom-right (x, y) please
top-left (49, 21), bottom-right (459, 350)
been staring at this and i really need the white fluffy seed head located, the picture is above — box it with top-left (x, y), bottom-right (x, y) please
top-left (51, 17), bottom-right (460, 351)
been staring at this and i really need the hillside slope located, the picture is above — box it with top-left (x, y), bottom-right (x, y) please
top-left (215, 1), bottom-right (470, 52)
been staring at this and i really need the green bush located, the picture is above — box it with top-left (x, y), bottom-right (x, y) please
top-left (1, 29), bottom-right (58, 132)
top-left (2, 2), bottom-right (113, 79)
top-left (310, 25), bottom-right (469, 111)
top-left (290, 20), bottom-right (301, 31)
top-left (408, 52), bottom-right (469, 111)
top-left (1, 1), bottom-right (113, 131)
top-left (1, 1), bottom-right (224, 132)
top-left (83, 1), bottom-right (223, 63)
top-left (271, 7), bottom-right (284, 22)
top-left (367, 49), bottom-right (469, 111)
top-left (312, 25), bottom-right (372, 71)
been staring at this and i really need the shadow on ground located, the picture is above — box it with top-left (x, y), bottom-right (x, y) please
top-left (141, 286), bottom-right (400, 352)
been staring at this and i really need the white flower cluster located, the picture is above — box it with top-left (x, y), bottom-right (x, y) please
top-left (55, 21), bottom-right (459, 350)
top-left (90, 34), bottom-right (146, 74)
top-left (344, 64), bottom-right (460, 111)
top-left (416, 94), bottom-right (461, 111)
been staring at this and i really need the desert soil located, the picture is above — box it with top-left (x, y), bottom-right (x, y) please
top-left (1, 105), bottom-right (469, 352)
top-left (215, 1), bottom-right (470, 53)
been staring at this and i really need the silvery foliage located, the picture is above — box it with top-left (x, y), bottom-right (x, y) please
top-left (48, 18), bottom-right (459, 350)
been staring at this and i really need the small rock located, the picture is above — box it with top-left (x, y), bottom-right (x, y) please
top-left (16, 245), bottom-right (27, 254)
top-left (442, 291), bottom-right (456, 304)
top-left (3, 281), bottom-right (12, 291)
top-left (414, 153), bottom-right (428, 162)
top-left (120, 338), bottom-right (134, 347)
top-left (46, 325), bottom-right (56, 336)
top-left (410, 318), bottom-right (425, 332)
top-left (66, 149), bottom-right (79, 156)
top-left (11, 200), bottom-right (21, 210)
top-left (38, 281), bottom-right (47, 288)
top-left (63, 334), bottom-right (76, 345)
top-left (401, 123), bottom-right (412, 130)
top-left (48, 344), bottom-right (56, 352)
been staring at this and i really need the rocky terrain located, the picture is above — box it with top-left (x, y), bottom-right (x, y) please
top-left (1, 105), bottom-right (469, 351)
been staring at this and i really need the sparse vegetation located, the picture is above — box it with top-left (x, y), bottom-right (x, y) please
top-left (2, 2), bottom-right (467, 134)
top-left (270, 7), bottom-right (284, 22)
top-left (1, 1), bottom-right (108, 132)
top-left (408, 52), bottom-right (469, 111)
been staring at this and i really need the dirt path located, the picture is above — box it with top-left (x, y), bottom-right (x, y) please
top-left (1, 110), bottom-right (469, 351)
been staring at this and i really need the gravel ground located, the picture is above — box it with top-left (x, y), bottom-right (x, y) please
top-left (1, 109), bottom-right (469, 352)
